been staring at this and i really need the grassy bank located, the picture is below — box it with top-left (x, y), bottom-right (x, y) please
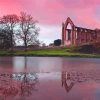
top-left (0, 47), bottom-right (100, 58)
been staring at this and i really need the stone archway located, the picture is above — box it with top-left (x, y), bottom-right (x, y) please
top-left (62, 17), bottom-right (75, 46)
top-left (66, 23), bottom-right (72, 40)
top-left (65, 23), bottom-right (72, 46)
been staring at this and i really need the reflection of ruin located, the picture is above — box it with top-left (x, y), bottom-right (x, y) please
top-left (62, 70), bottom-right (100, 93)
top-left (62, 71), bottom-right (74, 93)
top-left (0, 72), bottom-right (39, 100)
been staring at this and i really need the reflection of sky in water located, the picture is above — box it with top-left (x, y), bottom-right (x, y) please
top-left (0, 57), bottom-right (100, 99)
top-left (13, 57), bottom-right (62, 72)
top-left (12, 57), bottom-right (100, 73)
top-left (95, 88), bottom-right (100, 100)
top-left (26, 57), bottom-right (62, 72)
top-left (0, 57), bottom-right (99, 73)
top-left (13, 57), bottom-right (25, 72)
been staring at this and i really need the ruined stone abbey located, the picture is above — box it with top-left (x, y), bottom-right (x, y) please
top-left (62, 17), bottom-right (100, 46)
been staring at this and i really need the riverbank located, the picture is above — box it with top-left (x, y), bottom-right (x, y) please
top-left (0, 48), bottom-right (100, 58)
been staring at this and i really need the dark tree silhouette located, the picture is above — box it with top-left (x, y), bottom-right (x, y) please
top-left (18, 12), bottom-right (40, 51)
top-left (0, 29), bottom-right (12, 49)
top-left (0, 14), bottom-right (19, 50)
top-left (54, 39), bottom-right (61, 46)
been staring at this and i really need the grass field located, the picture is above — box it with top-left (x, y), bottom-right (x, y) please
top-left (0, 47), bottom-right (100, 58)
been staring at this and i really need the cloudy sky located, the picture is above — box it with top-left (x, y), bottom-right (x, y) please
top-left (0, 0), bottom-right (100, 45)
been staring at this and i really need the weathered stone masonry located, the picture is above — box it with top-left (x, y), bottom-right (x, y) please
top-left (62, 17), bottom-right (100, 47)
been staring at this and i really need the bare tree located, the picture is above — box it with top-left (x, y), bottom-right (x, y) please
top-left (0, 14), bottom-right (19, 50)
top-left (18, 12), bottom-right (40, 51)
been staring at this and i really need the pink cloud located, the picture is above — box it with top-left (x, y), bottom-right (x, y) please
top-left (0, 0), bottom-right (100, 28)
top-left (0, 0), bottom-right (100, 44)
top-left (0, 0), bottom-right (22, 15)
top-left (24, 0), bottom-right (100, 28)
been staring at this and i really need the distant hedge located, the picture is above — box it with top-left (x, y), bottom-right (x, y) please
top-left (74, 42), bottom-right (100, 54)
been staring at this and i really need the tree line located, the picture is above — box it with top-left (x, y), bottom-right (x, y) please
top-left (0, 12), bottom-right (40, 51)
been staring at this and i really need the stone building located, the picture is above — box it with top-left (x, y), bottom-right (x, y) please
top-left (62, 17), bottom-right (100, 47)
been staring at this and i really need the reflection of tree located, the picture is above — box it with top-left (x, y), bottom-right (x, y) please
top-left (17, 56), bottom-right (39, 97)
top-left (20, 73), bottom-right (38, 97)
top-left (62, 71), bottom-right (74, 93)
top-left (0, 72), bottom-right (38, 100)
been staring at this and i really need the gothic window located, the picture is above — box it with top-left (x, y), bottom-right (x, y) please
top-left (66, 23), bottom-right (72, 41)
top-left (75, 28), bottom-right (77, 31)
top-left (76, 31), bottom-right (78, 39)
top-left (67, 23), bottom-right (72, 29)
top-left (92, 33), bottom-right (97, 39)
top-left (68, 30), bottom-right (71, 40)
top-left (66, 29), bottom-right (71, 40)
top-left (85, 30), bottom-right (87, 32)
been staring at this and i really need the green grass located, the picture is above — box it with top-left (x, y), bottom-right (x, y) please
top-left (0, 47), bottom-right (100, 58)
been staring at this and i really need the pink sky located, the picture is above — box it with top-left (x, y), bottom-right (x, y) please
top-left (0, 0), bottom-right (100, 44)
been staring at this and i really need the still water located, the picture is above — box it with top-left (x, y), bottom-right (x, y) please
top-left (0, 57), bottom-right (100, 100)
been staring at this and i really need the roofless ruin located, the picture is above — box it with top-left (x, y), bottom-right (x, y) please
top-left (62, 17), bottom-right (100, 47)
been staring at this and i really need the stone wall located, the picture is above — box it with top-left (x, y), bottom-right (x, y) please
top-left (62, 17), bottom-right (100, 47)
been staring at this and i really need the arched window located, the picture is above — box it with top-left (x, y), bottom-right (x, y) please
top-left (66, 23), bottom-right (72, 40)
top-left (76, 31), bottom-right (78, 39)
top-left (67, 23), bottom-right (72, 29)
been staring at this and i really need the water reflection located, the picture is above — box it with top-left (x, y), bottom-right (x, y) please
top-left (0, 70), bottom-right (100, 100)
top-left (62, 70), bottom-right (100, 94)
top-left (13, 57), bottom-right (63, 72)
top-left (0, 57), bottom-right (100, 73)
top-left (0, 72), bottom-right (38, 100)
top-left (62, 71), bottom-right (74, 93)
top-left (0, 57), bottom-right (100, 100)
